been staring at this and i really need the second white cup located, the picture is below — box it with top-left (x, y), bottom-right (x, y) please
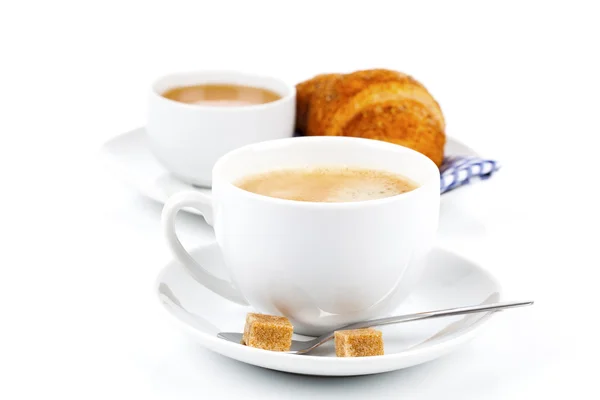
top-left (147, 70), bottom-right (296, 187)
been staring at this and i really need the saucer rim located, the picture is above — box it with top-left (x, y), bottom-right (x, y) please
top-left (155, 244), bottom-right (501, 368)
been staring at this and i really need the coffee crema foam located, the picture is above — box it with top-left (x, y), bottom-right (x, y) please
top-left (235, 166), bottom-right (418, 203)
top-left (162, 84), bottom-right (281, 106)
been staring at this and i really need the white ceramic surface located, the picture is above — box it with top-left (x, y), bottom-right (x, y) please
top-left (101, 127), bottom-right (480, 215)
top-left (161, 136), bottom-right (441, 335)
top-left (147, 71), bottom-right (296, 186)
top-left (156, 243), bottom-right (501, 376)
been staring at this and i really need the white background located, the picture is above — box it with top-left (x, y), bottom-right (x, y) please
top-left (1, 0), bottom-right (599, 398)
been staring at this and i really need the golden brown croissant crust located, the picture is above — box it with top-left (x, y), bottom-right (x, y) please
top-left (296, 69), bottom-right (446, 167)
top-left (295, 73), bottom-right (341, 134)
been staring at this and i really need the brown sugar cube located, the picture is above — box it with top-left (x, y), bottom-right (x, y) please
top-left (335, 328), bottom-right (384, 357)
top-left (242, 313), bottom-right (293, 351)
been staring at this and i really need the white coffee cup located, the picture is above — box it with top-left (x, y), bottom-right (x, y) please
top-left (147, 70), bottom-right (296, 187)
top-left (162, 136), bottom-right (440, 335)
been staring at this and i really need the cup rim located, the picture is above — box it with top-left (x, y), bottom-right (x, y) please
top-left (150, 69), bottom-right (296, 112)
top-left (213, 136), bottom-right (441, 209)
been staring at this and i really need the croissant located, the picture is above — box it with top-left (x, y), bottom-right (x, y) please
top-left (296, 69), bottom-right (446, 167)
top-left (295, 73), bottom-right (341, 133)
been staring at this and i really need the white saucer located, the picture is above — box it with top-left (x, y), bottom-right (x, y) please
top-left (156, 243), bottom-right (502, 376)
top-left (102, 127), bottom-right (480, 216)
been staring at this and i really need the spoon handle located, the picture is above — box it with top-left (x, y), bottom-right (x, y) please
top-left (324, 300), bottom-right (534, 337)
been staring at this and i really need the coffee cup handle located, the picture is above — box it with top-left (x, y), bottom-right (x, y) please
top-left (161, 191), bottom-right (249, 305)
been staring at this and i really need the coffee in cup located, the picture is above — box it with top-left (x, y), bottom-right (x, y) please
top-left (235, 166), bottom-right (418, 202)
top-left (162, 84), bottom-right (281, 107)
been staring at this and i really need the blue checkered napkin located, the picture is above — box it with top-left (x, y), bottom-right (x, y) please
top-left (440, 156), bottom-right (500, 194)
